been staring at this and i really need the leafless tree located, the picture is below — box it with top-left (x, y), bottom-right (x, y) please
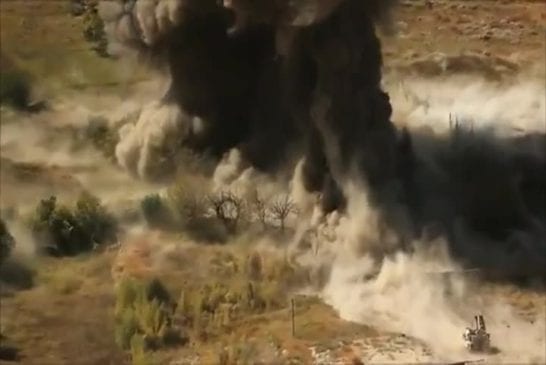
top-left (269, 195), bottom-right (296, 232)
top-left (251, 192), bottom-right (268, 230)
top-left (208, 191), bottom-right (245, 233)
top-left (180, 194), bottom-right (206, 222)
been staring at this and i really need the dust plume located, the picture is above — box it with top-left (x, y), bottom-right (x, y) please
top-left (322, 244), bottom-right (546, 363)
top-left (295, 182), bottom-right (545, 363)
top-left (97, 0), bottom-right (402, 203)
top-left (388, 76), bottom-right (546, 136)
top-left (115, 101), bottom-right (191, 180)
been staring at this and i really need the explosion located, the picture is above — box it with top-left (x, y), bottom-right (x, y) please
top-left (98, 0), bottom-right (405, 210)
top-left (97, 0), bottom-right (546, 272)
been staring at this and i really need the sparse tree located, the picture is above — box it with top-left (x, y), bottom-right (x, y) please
top-left (251, 192), bottom-right (268, 230)
top-left (180, 194), bottom-right (206, 223)
top-left (208, 191), bottom-right (245, 233)
top-left (0, 219), bottom-right (15, 264)
top-left (141, 194), bottom-right (168, 229)
top-left (81, 0), bottom-right (109, 57)
top-left (269, 195), bottom-right (296, 232)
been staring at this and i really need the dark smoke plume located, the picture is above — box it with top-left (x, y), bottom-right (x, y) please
top-left (99, 0), bottom-right (546, 276)
top-left (99, 0), bottom-right (401, 205)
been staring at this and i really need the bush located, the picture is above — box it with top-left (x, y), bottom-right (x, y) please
top-left (167, 182), bottom-right (207, 225)
top-left (115, 278), bottom-right (180, 353)
top-left (85, 117), bottom-right (119, 162)
top-left (0, 71), bottom-right (31, 109)
top-left (0, 220), bottom-right (15, 264)
top-left (69, 0), bottom-right (86, 16)
top-left (29, 193), bottom-right (117, 256)
top-left (141, 195), bottom-right (172, 230)
top-left (0, 259), bottom-right (35, 291)
top-left (75, 192), bottom-right (118, 246)
top-left (130, 335), bottom-right (154, 365)
top-left (169, 255), bottom-right (306, 343)
top-left (208, 191), bottom-right (246, 234)
top-left (165, 182), bottom-right (230, 242)
top-left (82, 0), bottom-right (108, 57)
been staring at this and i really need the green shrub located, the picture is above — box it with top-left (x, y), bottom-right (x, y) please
top-left (0, 220), bottom-right (15, 264)
top-left (145, 278), bottom-right (173, 308)
top-left (82, 0), bottom-right (108, 57)
top-left (85, 117), bottom-right (119, 161)
top-left (69, 0), bottom-right (85, 16)
top-left (115, 279), bottom-right (141, 318)
top-left (141, 194), bottom-right (172, 229)
top-left (0, 259), bottom-right (35, 291)
top-left (115, 307), bottom-right (139, 350)
top-left (29, 193), bottom-right (117, 256)
top-left (115, 278), bottom-right (180, 353)
top-left (133, 297), bottom-right (169, 349)
top-left (0, 71), bottom-right (31, 109)
top-left (130, 334), bottom-right (154, 365)
top-left (75, 191), bottom-right (117, 244)
top-left (167, 182), bottom-right (207, 225)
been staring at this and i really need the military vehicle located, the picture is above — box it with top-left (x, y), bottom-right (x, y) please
top-left (463, 314), bottom-right (491, 352)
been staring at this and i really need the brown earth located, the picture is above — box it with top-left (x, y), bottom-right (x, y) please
top-left (383, 0), bottom-right (545, 73)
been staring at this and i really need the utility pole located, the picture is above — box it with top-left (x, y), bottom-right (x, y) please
top-left (291, 298), bottom-right (296, 337)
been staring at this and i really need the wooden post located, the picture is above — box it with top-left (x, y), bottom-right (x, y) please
top-left (291, 297), bottom-right (295, 337)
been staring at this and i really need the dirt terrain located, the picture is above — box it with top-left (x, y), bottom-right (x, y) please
top-left (0, 1), bottom-right (545, 364)
top-left (384, 0), bottom-right (545, 70)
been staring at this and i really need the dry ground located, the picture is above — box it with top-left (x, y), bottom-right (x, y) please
top-left (0, 253), bottom-right (127, 365)
top-left (383, 0), bottom-right (545, 71)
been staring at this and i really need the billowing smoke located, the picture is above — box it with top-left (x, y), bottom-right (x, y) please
top-left (321, 241), bottom-right (546, 363)
top-left (98, 0), bottom-right (401, 204)
top-left (115, 100), bottom-right (191, 180)
top-left (97, 0), bottom-right (546, 263)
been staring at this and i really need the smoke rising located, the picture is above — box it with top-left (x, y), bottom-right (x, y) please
top-left (96, 0), bottom-right (546, 274)
top-left (292, 181), bottom-right (545, 363)
top-left (98, 0), bottom-right (403, 198)
top-left (321, 244), bottom-right (546, 363)
top-left (115, 101), bottom-right (191, 180)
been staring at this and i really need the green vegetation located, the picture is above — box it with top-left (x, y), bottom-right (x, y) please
top-left (0, 220), bottom-right (35, 292)
top-left (0, 219), bottom-right (15, 264)
top-left (113, 249), bottom-right (310, 363)
top-left (29, 192), bottom-right (118, 256)
top-left (171, 251), bottom-right (307, 342)
top-left (114, 278), bottom-right (182, 364)
top-left (85, 117), bottom-right (119, 162)
top-left (130, 334), bottom-right (154, 365)
top-left (141, 194), bottom-right (173, 230)
top-left (80, 0), bottom-right (108, 57)
top-left (0, 70), bottom-right (31, 109)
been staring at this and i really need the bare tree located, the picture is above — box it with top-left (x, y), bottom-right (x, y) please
top-left (269, 195), bottom-right (296, 232)
top-left (251, 192), bottom-right (268, 230)
top-left (180, 194), bottom-right (206, 222)
top-left (208, 191), bottom-right (245, 233)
